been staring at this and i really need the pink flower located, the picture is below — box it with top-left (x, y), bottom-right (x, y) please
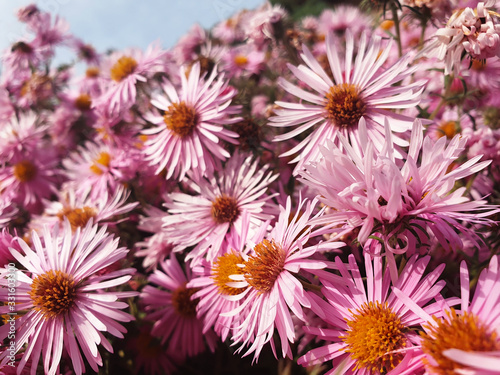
top-left (162, 152), bottom-right (277, 265)
top-left (0, 220), bottom-right (137, 375)
top-left (142, 62), bottom-right (240, 180)
top-left (298, 251), bottom-right (447, 374)
top-left (300, 118), bottom-right (498, 262)
top-left (140, 255), bottom-right (217, 359)
top-left (95, 43), bottom-right (166, 113)
top-left (270, 30), bottom-right (425, 174)
top-left (224, 196), bottom-right (343, 361)
top-left (394, 255), bottom-right (500, 374)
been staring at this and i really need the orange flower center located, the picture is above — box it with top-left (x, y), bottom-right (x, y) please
top-left (29, 270), bottom-right (77, 319)
top-left (438, 121), bottom-right (457, 139)
top-left (212, 252), bottom-right (246, 295)
top-left (74, 93), bottom-right (92, 111)
top-left (86, 67), bottom-right (100, 78)
top-left (234, 55), bottom-right (248, 67)
top-left (244, 239), bottom-right (286, 293)
top-left (211, 195), bottom-right (240, 225)
top-left (163, 102), bottom-right (199, 138)
top-left (342, 301), bottom-right (406, 373)
top-left (325, 83), bottom-right (366, 129)
top-left (110, 56), bottom-right (138, 82)
top-left (171, 284), bottom-right (199, 318)
top-left (420, 309), bottom-right (500, 375)
top-left (90, 152), bottom-right (111, 175)
top-left (57, 206), bottom-right (97, 230)
top-left (13, 160), bottom-right (37, 182)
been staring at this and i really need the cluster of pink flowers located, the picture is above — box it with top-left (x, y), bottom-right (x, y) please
top-left (1, 1), bottom-right (500, 374)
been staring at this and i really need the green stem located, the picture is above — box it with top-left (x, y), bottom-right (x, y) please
top-left (391, 4), bottom-right (403, 57)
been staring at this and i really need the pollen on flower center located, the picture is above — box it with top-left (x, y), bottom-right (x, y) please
top-left (211, 195), bottom-right (240, 225)
top-left (13, 160), bottom-right (37, 182)
top-left (244, 239), bottom-right (286, 293)
top-left (438, 121), bottom-right (457, 139)
top-left (57, 206), bottom-right (97, 230)
top-left (212, 252), bottom-right (246, 295)
top-left (90, 151), bottom-right (111, 175)
top-left (342, 301), bottom-right (406, 373)
top-left (420, 309), bottom-right (500, 375)
top-left (325, 83), bottom-right (366, 129)
top-left (171, 284), bottom-right (199, 318)
top-left (110, 56), bottom-right (138, 82)
top-left (234, 55), bottom-right (248, 67)
top-left (163, 102), bottom-right (199, 138)
top-left (29, 270), bottom-right (77, 319)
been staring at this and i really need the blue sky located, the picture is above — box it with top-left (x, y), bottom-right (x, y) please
top-left (0, 0), bottom-right (265, 55)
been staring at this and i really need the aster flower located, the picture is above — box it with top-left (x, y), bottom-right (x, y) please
top-left (224, 196), bottom-right (343, 361)
top-left (162, 152), bottom-right (277, 265)
top-left (0, 220), bottom-right (137, 375)
top-left (29, 183), bottom-right (138, 233)
top-left (421, 1), bottom-right (500, 75)
top-left (393, 255), bottom-right (500, 374)
top-left (142, 62), bottom-right (240, 180)
top-left (140, 255), bottom-right (217, 359)
top-left (95, 43), bottom-right (166, 113)
top-left (270, 30), bottom-right (425, 174)
top-left (298, 251), bottom-right (448, 375)
top-left (300, 118), bottom-right (498, 267)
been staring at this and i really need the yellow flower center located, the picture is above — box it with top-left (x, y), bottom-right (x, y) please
top-left (211, 195), bottom-right (240, 225)
top-left (342, 301), bottom-right (406, 373)
top-left (13, 160), bottom-right (37, 182)
top-left (171, 284), bottom-right (199, 318)
top-left (212, 252), bottom-right (246, 295)
top-left (380, 20), bottom-right (395, 30)
top-left (244, 239), bottom-right (286, 293)
top-left (438, 121), bottom-right (457, 139)
top-left (29, 270), bottom-right (77, 319)
top-left (420, 309), bottom-right (500, 375)
top-left (110, 56), bottom-right (138, 82)
top-left (86, 67), bottom-right (100, 78)
top-left (234, 55), bottom-right (249, 67)
top-left (90, 151), bottom-right (111, 175)
top-left (163, 102), bottom-right (199, 138)
top-left (74, 93), bottom-right (92, 111)
top-left (57, 206), bottom-right (97, 230)
top-left (325, 83), bottom-right (366, 129)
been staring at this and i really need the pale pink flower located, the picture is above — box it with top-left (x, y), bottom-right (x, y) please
top-left (224, 196), bottom-right (343, 361)
top-left (142, 62), bottom-right (240, 180)
top-left (0, 220), bottom-right (137, 375)
top-left (298, 251), bottom-right (448, 375)
top-left (394, 255), bottom-right (500, 374)
top-left (245, 2), bottom-right (287, 46)
top-left (317, 6), bottom-right (372, 38)
top-left (140, 255), bottom-right (217, 359)
top-left (421, 1), bottom-right (500, 75)
top-left (162, 152), bottom-right (277, 265)
top-left (270, 31), bottom-right (425, 174)
top-left (300, 118), bottom-right (498, 265)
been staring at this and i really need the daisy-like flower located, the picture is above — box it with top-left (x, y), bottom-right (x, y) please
top-left (140, 254), bottom-right (217, 360)
top-left (142, 62), bottom-right (240, 180)
top-left (270, 30), bottom-right (425, 174)
top-left (300, 118), bottom-right (498, 269)
top-left (95, 43), bottom-right (166, 113)
top-left (0, 220), bottom-right (137, 375)
top-left (224, 196), bottom-right (343, 361)
top-left (421, 1), bottom-right (500, 75)
top-left (162, 152), bottom-right (277, 264)
top-left (29, 183), bottom-right (138, 233)
top-left (393, 255), bottom-right (500, 374)
top-left (298, 251), bottom-right (448, 375)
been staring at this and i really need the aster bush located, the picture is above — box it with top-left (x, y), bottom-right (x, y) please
top-left (2, 1), bottom-right (500, 374)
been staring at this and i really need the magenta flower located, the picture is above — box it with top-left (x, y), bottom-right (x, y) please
top-left (140, 255), bottom-right (217, 359)
top-left (270, 30), bottom-right (425, 174)
top-left (394, 255), bottom-right (500, 374)
top-left (300, 118), bottom-right (498, 260)
top-left (162, 152), bottom-right (277, 265)
top-left (224, 196), bottom-right (342, 361)
top-left (298, 251), bottom-right (447, 375)
top-left (0, 220), bottom-right (137, 375)
top-left (142, 62), bottom-right (240, 180)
